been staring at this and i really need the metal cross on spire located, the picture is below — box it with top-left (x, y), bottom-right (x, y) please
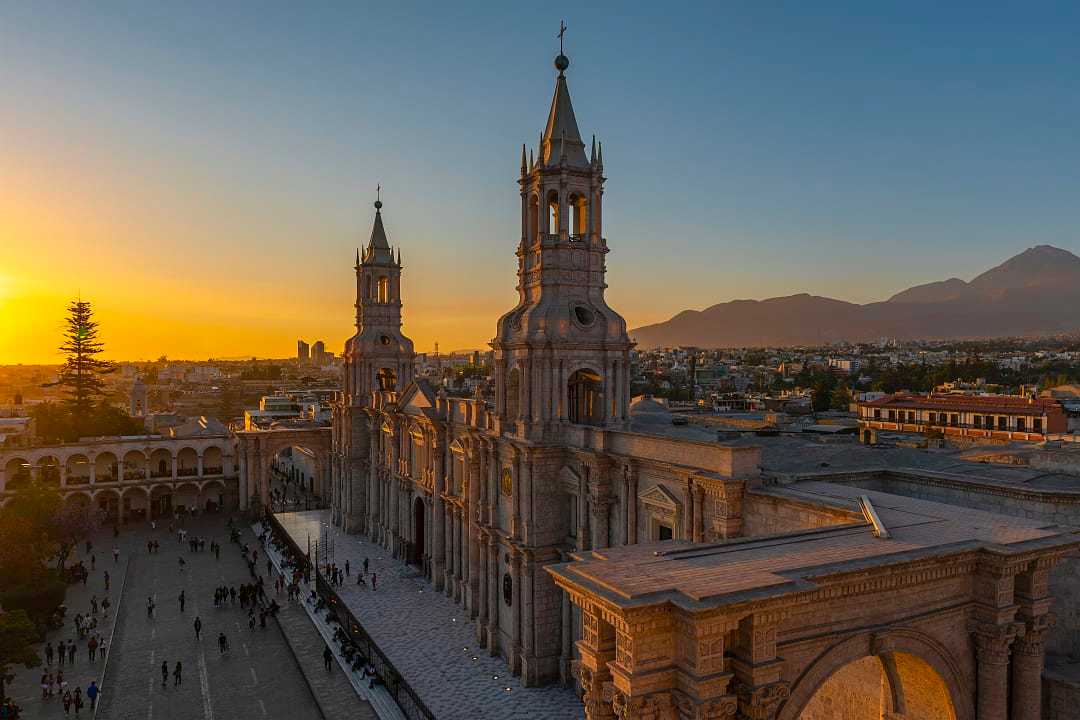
top-left (377, 184), bottom-right (381, 202)
top-left (558, 20), bottom-right (567, 54)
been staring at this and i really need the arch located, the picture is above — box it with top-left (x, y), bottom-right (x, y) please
top-left (546, 190), bottom-right (560, 235)
top-left (173, 482), bottom-right (200, 514)
top-left (149, 484), bottom-right (173, 518)
top-left (377, 367), bottom-right (397, 392)
top-left (377, 276), bottom-right (389, 303)
top-left (94, 452), bottom-right (119, 483)
top-left (780, 630), bottom-right (967, 720)
top-left (65, 454), bottom-right (91, 486)
top-left (149, 447), bottom-right (172, 478)
top-left (122, 449), bottom-right (147, 482)
top-left (176, 447), bottom-right (198, 477)
top-left (569, 193), bottom-right (588, 237)
top-left (411, 496), bottom-right (426, 567)
top-left (506, 366), bottom-right (522, 421)
top-left (5, 456), bottom-right (31, 490)
top-left (201, 479), bottom-right (226, 512)
top-left (202, 446), bottom-right (223, 475)
top-left (37, 455), bottom-right (61, 485)
top-left (93, 488), bottom-right (120, 522)
top-left (63, 491), bottom-right (93, 509)
top-left (528, 193), bottom-right (540, 243)
top-left (121, 486), bottom-right (149, 521)
top-left (568, 368), bottom-right (604, 425)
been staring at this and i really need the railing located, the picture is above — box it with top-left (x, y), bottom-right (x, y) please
top-left (177, 467), bottom-right (198, 477)
top-left (203, 466), bottom-right (223, 476)
top-left (866, 418), bottom-right (1043, 433)
top-left (270, 515), bottom-right (434, 720)
top-left (93, 554), bottom-right (132, 719)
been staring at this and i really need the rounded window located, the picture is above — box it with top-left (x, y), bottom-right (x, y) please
top-left (380, 335), bottom-right (392, 346)
top-left (573, 304), bottom-right (595, 326)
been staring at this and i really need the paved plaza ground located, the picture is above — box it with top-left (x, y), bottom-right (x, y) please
top-left (5, 515), bottom-right (340, 720)
top-left (275, 510), bottom-right (585, 720)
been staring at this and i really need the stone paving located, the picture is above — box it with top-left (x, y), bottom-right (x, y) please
top-left (274, 510), bottom-right (585, 720)
top-left (5, 516), bottom-right (324, 720)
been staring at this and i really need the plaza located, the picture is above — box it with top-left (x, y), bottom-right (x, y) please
top-left (274, 509), bottom-right (584, 720)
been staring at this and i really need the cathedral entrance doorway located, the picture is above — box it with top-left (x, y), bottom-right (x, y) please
top-left (411, 496), bottom-right (425, 567)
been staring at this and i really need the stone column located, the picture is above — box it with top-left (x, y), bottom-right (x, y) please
top-left (511, 550), bottom-right (522, 675)
top-left (577, 604), bottom-right (616, 720)
top-left (733, 613), bottom-right (788, 720)
top-left (1012, 559), bottom-right (1057, 720)
top-left (1011, 615), bottom-right (1053, 720)
top-left (559, 586), bottom-right (572, 685)
top-left (971, 623), bottom-right (1021, 720)
top-left (444, 505), bottom-right (453, 597)
top-left (477, 533), bottom-right (488, 643)
top-left (521, 550), bottom-right (535, 684)
top-left (577, 472), bottom-right (589, 551)
top-left (197, 452), bottom-right (204, 478)
top-left (487, 536), bottom-right (500, 655)
top-left (692, 483), bottom-right (704, 543)
top-left (627, 466), bottom-right (637, 544)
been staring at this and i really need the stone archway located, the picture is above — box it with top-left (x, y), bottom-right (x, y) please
top-left (235, 427), bottom-right (332, 511)
top-left (779, 631), bottom-right (966, 720)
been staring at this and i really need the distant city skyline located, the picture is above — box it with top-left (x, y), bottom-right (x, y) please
top-left (3, 2), bottom-right (1080, 364)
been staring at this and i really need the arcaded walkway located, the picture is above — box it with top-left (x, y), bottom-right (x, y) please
top-left (274, 510), bottom-right (584, 720)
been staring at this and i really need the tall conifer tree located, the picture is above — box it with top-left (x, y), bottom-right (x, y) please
top-left (54, 299), bottom-right (115, 418)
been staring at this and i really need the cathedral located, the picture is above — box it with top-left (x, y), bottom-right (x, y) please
top-left (328, 46), bottom-right (751, 686)
top-left (328, 44), bottom-right (1075, 720)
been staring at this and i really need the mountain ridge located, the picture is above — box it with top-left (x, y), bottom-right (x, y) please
top-left (630, 245), bottom-right (1080, 348)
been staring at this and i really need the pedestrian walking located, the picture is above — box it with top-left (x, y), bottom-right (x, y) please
top-left (178, 590), bottom-right (185, 613)
top-left (57, 640), bottom-right (65, 667)
top-left (218, 632), bottom-right (229, 654)
top-left (178, 556), bottom-right (186, 572)
top-left (161, 660), bottom-right (168, 688)
top-left (372, 573), bottom-right (377, 591)
top-left (173, 661), bottom-right (182, 687)
top-left (73, 688), bottom-right (83, 716)
top-left (86, 681), bottom-right (99, 709)
top-left (147, 596), bottom-right (155, 618)
top-left (104, 570), bottom-right (110, 592)
top-left (102, 597), bottom-right (110, 615)
top-left (194, 616), bottom-right (202, 640)
top-left (345, 560), bottom-right (350, 577)
top-left (248, 610), bottom-right (255, 631)
top-left (363, 557), bottom-right (369, 574)
top-left (323, 645), bottom-right (333, 672)
top-left (63, 690), bottom-right (72, 715)
top-left (68, 642), bottom-right (76, 665)
top-left (113, 547), bottom-right (120, 564)
top-left (90, 554), bottom-right (95, 571)
top-left (46, 641), bottom-right (54, 665)
top-left (40, 672), bottom-right (49, 699)
top-left (87, 635), bottom-right (98, 662)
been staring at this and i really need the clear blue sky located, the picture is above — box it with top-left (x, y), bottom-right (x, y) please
top-left (3, 1), bottom-right (1079, 359)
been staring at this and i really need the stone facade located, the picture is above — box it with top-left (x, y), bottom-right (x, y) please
top-left (0, 435), bottom-right (238, 520)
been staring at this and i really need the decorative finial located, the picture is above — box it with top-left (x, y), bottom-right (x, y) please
top-left (374, 183), bottom-right (382, 210)
top-left (355, 247), bottom-right (360, 266)
top-left (520, 144), bottom-right (527, 175)
top-left (554, 20), bottom-right (569, 74)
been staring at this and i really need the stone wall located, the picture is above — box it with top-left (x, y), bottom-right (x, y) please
top-left (1043, 665), bottom-right (1080, 720)
top-left (742, 491), bottom-right (860, 537)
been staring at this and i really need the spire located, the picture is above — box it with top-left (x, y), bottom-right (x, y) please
top-left (597, 140), bottom-right (604, 172)
top-left (355, 247), bottom-right (360, 266)
top-left (590, 134), bottom-right (596, 165)
top-left (541, 59), bottom-right (588, 167)
top-left (364, 188), bottom-right (394, 264)
top-left (520, 144), bottom-right (527, 176)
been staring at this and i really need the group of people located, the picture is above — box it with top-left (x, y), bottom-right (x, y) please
top-left (36, 671), bottom-right (99, 716)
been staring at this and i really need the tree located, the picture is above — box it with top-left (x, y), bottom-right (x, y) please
top-left (49, 300), bottom-right (116, 434)
top-left (830, 383), bottom-right (853, 411)
top-left (0, 610), bottom-right (40, 703)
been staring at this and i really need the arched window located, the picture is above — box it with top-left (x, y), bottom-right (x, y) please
top-left (568, 369), bottom-right (603, 425)
top-left (506, 367), bottom-right (522, 421)
top-left (570, 194), bottom-right (588, 238)
top-left (547, 191), bottom-right (559, 235)
top-left (377, 367), bottom-right (397, 391)
top-left (528, 194), bottom-right (540, 244)
top-left (377, 276), bottom-right (389, 303)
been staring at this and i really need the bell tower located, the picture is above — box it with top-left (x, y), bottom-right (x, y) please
top-left (493, 40), bottom-right (632, 441)
top-left (344, 193), bottom-right (415, 405)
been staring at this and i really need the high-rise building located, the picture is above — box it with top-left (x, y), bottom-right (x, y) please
top-left (312, 340), bottom-right (326, 366)
top-left (297, 340), bottom-right (310, 365)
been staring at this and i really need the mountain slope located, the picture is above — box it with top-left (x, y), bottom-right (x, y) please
top-left (630, 246), bottom-right (1080, 348)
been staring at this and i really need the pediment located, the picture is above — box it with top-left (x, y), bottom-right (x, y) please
top-left (398, 381), bottom-right (434, 415)
top-left (449, 438), bottom-right (466, 455)
top-left (638, 483), bottom-right (681, 512)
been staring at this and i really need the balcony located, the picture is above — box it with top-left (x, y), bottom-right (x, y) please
top-left (202, 466), bottom-right (223, 476)
top-left (177, 467), bottom-right (198, 477)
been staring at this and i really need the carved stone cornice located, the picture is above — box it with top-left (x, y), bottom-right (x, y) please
top-left (671, 690), bottom-right (738, 720)
top-left (968, 620), bottom-right (1024, 665)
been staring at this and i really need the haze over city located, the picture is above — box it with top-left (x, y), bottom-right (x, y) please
top-left (4, 2), bottom-right (1080, 364)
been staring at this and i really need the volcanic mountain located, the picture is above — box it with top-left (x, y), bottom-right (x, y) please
top-left (629, 245), bottom-right (1080, 348)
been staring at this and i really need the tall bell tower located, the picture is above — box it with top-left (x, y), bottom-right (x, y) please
top-left (344, 194), bottom-right (415, 404)
top-left (493, 41), bottom-right (632, 441)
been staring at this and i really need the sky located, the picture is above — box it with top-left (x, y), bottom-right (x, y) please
top-left (2, 1), bottom-right (1079, 364)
